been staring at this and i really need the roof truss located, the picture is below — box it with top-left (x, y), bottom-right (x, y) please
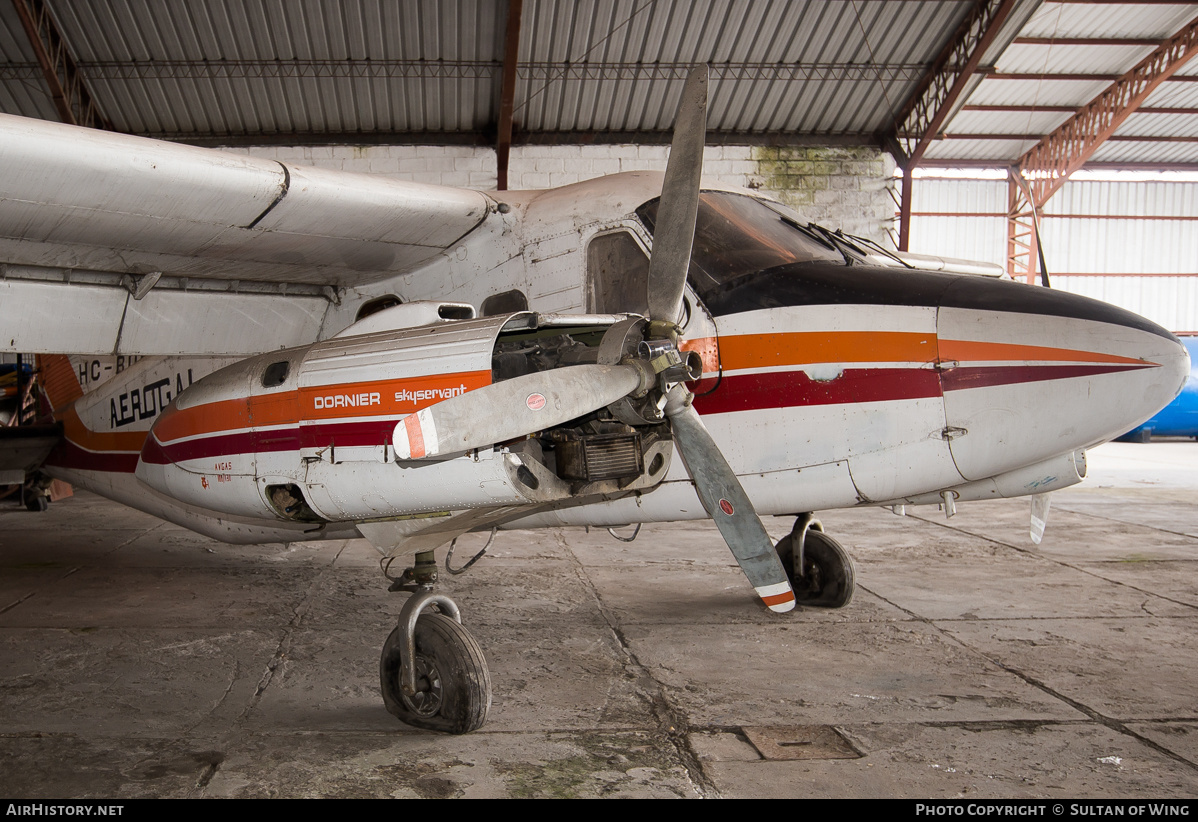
top-left (11, 0), bottom-right (111, 130)
top-left (1016, 11), bottom-right (1198, 207)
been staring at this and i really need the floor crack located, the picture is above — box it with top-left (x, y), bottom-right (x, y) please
top-left (867, 577), bottom-right (1198, 774)
top-left (556, 530), bottom-right (720, 799)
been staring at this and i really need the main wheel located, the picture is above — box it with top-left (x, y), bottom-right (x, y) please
top-left (775, 528), bottom-right (855, 608)
top-left (380, 613), bottom-right (491, 734)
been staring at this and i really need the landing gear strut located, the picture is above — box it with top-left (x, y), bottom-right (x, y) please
top-left (774, 514), bottom-right (855, 608)
top-left (380, 553), bottom-right (491, 734)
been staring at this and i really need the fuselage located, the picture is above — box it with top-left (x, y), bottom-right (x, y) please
top-left (41, 174), bottom-right (1191, 548)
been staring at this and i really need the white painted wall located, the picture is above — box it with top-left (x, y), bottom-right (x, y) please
top-left (224, 143), bottom-right (898, 243)
top-left (909, 176), bottom-right (1198, 333)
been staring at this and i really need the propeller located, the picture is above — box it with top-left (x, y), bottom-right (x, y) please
top-left (393, 364), bottom-right (648, 459)
top-left (393, 65), bottom-right (796, 613)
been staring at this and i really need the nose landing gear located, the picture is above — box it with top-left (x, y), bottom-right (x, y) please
top-left (774, 514), bottom-right (855, 608)
top-left (380, 556), bottom-right (492, 734)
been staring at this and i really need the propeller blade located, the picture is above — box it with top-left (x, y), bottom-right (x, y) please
top-left (666, 392), bottom-right (795, 613)
top-left (393, 364), bottom-right (644, 459)
top-left (646, 65), bottom-right (708, 325)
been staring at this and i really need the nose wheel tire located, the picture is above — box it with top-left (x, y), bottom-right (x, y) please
top-left (775, 528), bottom-right (855, 608)
top-left (380, 613), bottom-right (491, 734)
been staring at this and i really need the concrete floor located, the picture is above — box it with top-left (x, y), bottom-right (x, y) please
top-left (1, 441), bottom-right (1196, 799)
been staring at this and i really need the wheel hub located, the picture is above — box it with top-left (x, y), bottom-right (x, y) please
top-left (401, 654), bottom-right (444, 717)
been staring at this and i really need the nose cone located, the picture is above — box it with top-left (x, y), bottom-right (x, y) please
top-left (936, 277), bottom-right (1189, 482)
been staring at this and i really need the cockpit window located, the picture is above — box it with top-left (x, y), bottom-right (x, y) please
top-left (636, 192), bottom-right (844, 300)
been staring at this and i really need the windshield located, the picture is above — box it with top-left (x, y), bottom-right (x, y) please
top-left (636, 192), bottom-right (844, 300)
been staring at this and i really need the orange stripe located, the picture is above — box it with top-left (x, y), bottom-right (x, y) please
top-left (938, 339), bottom-right (1148, 366)
top-left (152, 397), bottom-right (252, 445)
top-left (712, 332), bottom-right (1145, 373)
top-left (60, 406), bottom-right (147, 453)
top-left (153, 370), bottom-right (491, 444)
top-left (718, 331), bottom-right (937, 371)
top-left (762, 591), bottom-right (796, 606)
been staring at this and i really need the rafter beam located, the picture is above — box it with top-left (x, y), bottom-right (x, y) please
top-left (891, 0), bottom-right (1020, 170)
top-left (11, 0), bottom-right (111, 130)
top-left (963, 104), bottom-right (1198, 113)
top-left (495, 0), bottom-right (523, 191)
top-left (1013, 36), bottom-right (1162, 46)
top-left (988, 71), bottom-right (1198, 82)
top-left (890, 0), bottom-right (1022, 251)
top-left (936, 132), bottom-right (1198, 142)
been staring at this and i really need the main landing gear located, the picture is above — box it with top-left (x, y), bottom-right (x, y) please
top-left (379, 550), bottom-right (492, 734)
top-left (774, 513), bottom-right (855, 608)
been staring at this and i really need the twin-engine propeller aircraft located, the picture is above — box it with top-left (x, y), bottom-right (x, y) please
top-left (0, 68), bottom-right (1189, 733)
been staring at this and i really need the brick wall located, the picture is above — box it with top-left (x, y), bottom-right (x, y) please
top-left (230, 142), bottom-right (897, 244)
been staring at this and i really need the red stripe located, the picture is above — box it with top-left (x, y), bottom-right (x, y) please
top-left (692, 368), bottom-right (942, 415)
top-left (941, 363), bottom-right (1155, 391)
top-left (45, 439), bottom-right (140, 474)
top-left (140, 419), bottom-right (396, 466)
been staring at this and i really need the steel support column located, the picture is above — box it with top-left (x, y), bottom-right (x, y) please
top-left (899, 165), bottom-right (914, 252)
top-left (11, 0), bottom-right (111, 129)
top-left (496, 0), bottom-right (523, 191)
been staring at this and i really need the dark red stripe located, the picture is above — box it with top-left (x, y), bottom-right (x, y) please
top-left (941, 363), bottom-right (1154, 391)
top-left (143, 419), bottom-right (396, 465)
top-left (45, 439), bottom-right (140, 474)
top-left (692, 368), bottom-right (942, 415)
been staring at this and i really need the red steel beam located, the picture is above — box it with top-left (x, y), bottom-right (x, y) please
top-left (936, 133), bottom-right (1198, 142)
top-left (963, 104), bottom-right (1198, 114)
top-left (891, 0), bottom-right (1019, 250)
top-left (987, 71), bottom-right (1198, 82)
top-left (496, 0), bottom-right (523, 191)
top-left (892, 0), bottom-right (1019, 170)
top-left (11, 0), bottom-right (111, 130)
top-left (1013, 37), bottom-right (1162, 46)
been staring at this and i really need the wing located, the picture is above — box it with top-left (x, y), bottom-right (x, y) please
top-left (0, 113), bottom-right (492, 356)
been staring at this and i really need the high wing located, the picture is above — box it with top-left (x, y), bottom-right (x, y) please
top-left (0, 113), bottom-right (491, 356)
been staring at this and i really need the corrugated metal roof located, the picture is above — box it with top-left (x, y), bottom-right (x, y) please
top-left (0, 0), bottom-right (1196, 169)
top-left (1021, 1), bottom-right (1197, 40)
top-left (936, 2), bottom-right (1198, 167)
top-left (0, 0), bottom-right (973, 140)
top-left (996, 42), bottom-right (1155, 75)
top-left (0, 2), bottom-right (58, 120)
top-left (514, 0), bottom-right (968, 135)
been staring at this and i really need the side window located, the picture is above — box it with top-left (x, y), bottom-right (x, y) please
top-left (262, 361), bottom-right (289, 388)
top-left (586, 231), bottom-right (650, 315)
top-left (482, 289), bottom-right (529, 316)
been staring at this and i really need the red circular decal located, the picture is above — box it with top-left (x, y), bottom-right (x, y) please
top-left (526, 393), bottom-right (547, 411)
top-left (718, 499), bottom-right (734, 516)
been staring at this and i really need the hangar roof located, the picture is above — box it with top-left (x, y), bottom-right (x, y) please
top-left (2, 0), bottom-right (1197, 170)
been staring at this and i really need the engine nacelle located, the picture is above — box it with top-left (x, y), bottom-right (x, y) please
top-left (136, 310), bottom-right (673, 524)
